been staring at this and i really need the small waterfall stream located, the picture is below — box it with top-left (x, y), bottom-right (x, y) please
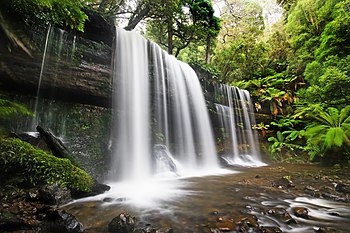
top-left (215, 84), bottom-right (265, 166)
top-left (31, 24), bottom-right (52, 131)
top-left (29, 26), bottom-right (77, 137)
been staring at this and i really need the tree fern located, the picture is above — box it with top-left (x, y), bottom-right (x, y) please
top-left (305, 105), bottom-right (350, 160)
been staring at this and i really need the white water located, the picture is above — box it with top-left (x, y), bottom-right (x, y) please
top-left (215, 84), bottom-right (265, 166)
top-left (104, 29), bottom-right (225, 205)
top-left (109, 28), bottom-right (220, 183)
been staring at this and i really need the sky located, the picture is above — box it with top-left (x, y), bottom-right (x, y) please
top-left (213, 0), bottom-right (283, 29)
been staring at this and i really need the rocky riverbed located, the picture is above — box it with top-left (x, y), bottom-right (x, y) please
top-left (60, 163), bottom-right (350, 233)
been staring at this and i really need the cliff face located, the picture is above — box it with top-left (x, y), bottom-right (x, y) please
top-left (0, 10), bottom-right (114, 107)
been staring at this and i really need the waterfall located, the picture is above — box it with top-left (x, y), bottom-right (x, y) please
top-left (31, 24), bottom-right (52, 131)
top-left (109, 29), bottom-right (219, 182)
top-left (30, 26), bottom-right (75, 137)
top-left (215, 84), bottom-right (265, 166)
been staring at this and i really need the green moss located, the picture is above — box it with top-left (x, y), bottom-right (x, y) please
top-left (0, 138), bottom-right (94, 192)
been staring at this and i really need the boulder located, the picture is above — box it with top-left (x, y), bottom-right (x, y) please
top-left (41, 209), bottom-right (84, 233)
top-left (32, 184), bottom-right (72, 206)
top-left (292, 207), bottom-right (309, 219)
top-left (108, 213), bottom-right (135, 233)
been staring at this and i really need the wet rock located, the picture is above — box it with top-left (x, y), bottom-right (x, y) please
top-left (103, 197), bottom-right (114, 203)
top-left (71, 182), bottom-right (110, 199)
top-left (37, 126), bottom-right (76, 164)
top-left (266, 208), bottom-right (297, 224)
top-left (304, 186), bottom-right (320, 197)
top-left (272, 177), bottom-right (294, 189)
top-left (208, 210), bottom-right (219, 216)
top-left (29, 184), bottom-right (72, 205)
top-left (215, 220), bottom-right (235, 232)
top-left (153, 144), bottom-right (178, 174)
top-left (42, 209), bottom-right (84, 233)
top-left (335, 183), bottom-right (350, 194)
top-left (108, 213), bottom-right (135, 233)
top-left (134, 224), bottom-right (174, 233)
top-left (313, 226), bottom-right (338, 233)
top-left (292, 207), bottom-right (309, 219)
top-left (261, 226), bottom-right (283, 233)
top-left (236, 215), bottom-right (259, 228)
top-left (0, 210), bottom-right (34, 232)
top-left (328, 212), bottom-right (340, 217)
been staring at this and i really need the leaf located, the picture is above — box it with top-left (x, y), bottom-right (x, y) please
top-left (324, 127), bottom-right (344, 148)
top-left (340, 105), bottom-right (350, 124)
top-left (276, 131), bottom-right (284, 142)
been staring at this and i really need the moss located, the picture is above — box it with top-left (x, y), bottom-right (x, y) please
top-left (0, 138), bottom-right (94, 192)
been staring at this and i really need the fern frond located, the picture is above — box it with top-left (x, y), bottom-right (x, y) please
top-left (339, 105), bottom-right (350, 124)
top-left (324, 127), bottom-right (344, 148)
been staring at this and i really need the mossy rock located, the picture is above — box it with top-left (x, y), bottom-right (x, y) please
top-left (0, 138), bottom-right (94, 192)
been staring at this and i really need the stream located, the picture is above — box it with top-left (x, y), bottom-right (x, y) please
top-left (63, 164), bottom-right (350, 233)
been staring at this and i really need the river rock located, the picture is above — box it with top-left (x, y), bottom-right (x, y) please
top-left (292, 207), bottom-right (309, 219)
top-left (261, 226), bottom-right (283, 233)
top-left (266, 208), bottom-right (297, 224)
top-left (41, 209), bottom-right (84, 232)
top-left (236, 215), bottom-right (259, 228)
top-left (108, 213), bottom-right (135, 233)
top-left (272, 177), bottom-right (294, 189)
top-left (335, 183), bottom-right (350, 194)
top-left (215, 219), bottom-right (235, 232)
top-left (313, 227), bottom-right (338, 233)
top-left (134, 224), bottom-right (174, 233)
top-left (27, 184), bottom-right (72, 205)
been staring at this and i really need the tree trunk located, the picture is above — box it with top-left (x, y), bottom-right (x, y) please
top-left (205, 34), bottom-right (211, 64)
top-left (167, 18), bottom-right (173, 55)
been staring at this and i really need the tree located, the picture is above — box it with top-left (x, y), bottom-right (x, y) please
top-left (145, 0), bottom-right (220, 57)
top-left (212, 0), bottom-right (267, 82)
top-left (285, 0), bottom-right (339, 75)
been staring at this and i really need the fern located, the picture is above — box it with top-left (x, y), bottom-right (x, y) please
top-left (305, 105), bottom-right (350, 160)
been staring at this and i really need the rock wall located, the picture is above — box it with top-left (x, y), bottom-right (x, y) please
top-left (0, 9), bottom-right (114, 108)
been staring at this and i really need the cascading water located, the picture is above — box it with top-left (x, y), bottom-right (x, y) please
top-left (215, 84), bottom-right (265, 166)
top-left (31, 24), bottom-right (52, 131)
top-left (109, 29), bottom-right (219, 183)
top-left (30, 26), bottom-right (76, 137)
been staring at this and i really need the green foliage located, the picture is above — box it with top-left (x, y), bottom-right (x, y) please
top-left (0, 98), bottom-right (32, 119)
top-left (0, 138), bottom-right (94, 191)
top-left (304, 106), bottom-right (350, 160)
top-left (302, 56), bottom-right (350, 107)
top-left (145, 0), bottom-right (220, 57)
top-left (5, 0), bottom-right (89, 31)
top-left (316, 0), bottom-right (350, 60)
top-left (268, 130), bottom-right (305, 161)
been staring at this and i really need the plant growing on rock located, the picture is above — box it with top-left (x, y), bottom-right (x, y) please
top-left (0, 98), bottom-right (32, 119)
top-left (0, 138), bottom-right (94, 192)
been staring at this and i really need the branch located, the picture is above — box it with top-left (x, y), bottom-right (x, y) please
top-left (124, 4), bottom-right (151, 31)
